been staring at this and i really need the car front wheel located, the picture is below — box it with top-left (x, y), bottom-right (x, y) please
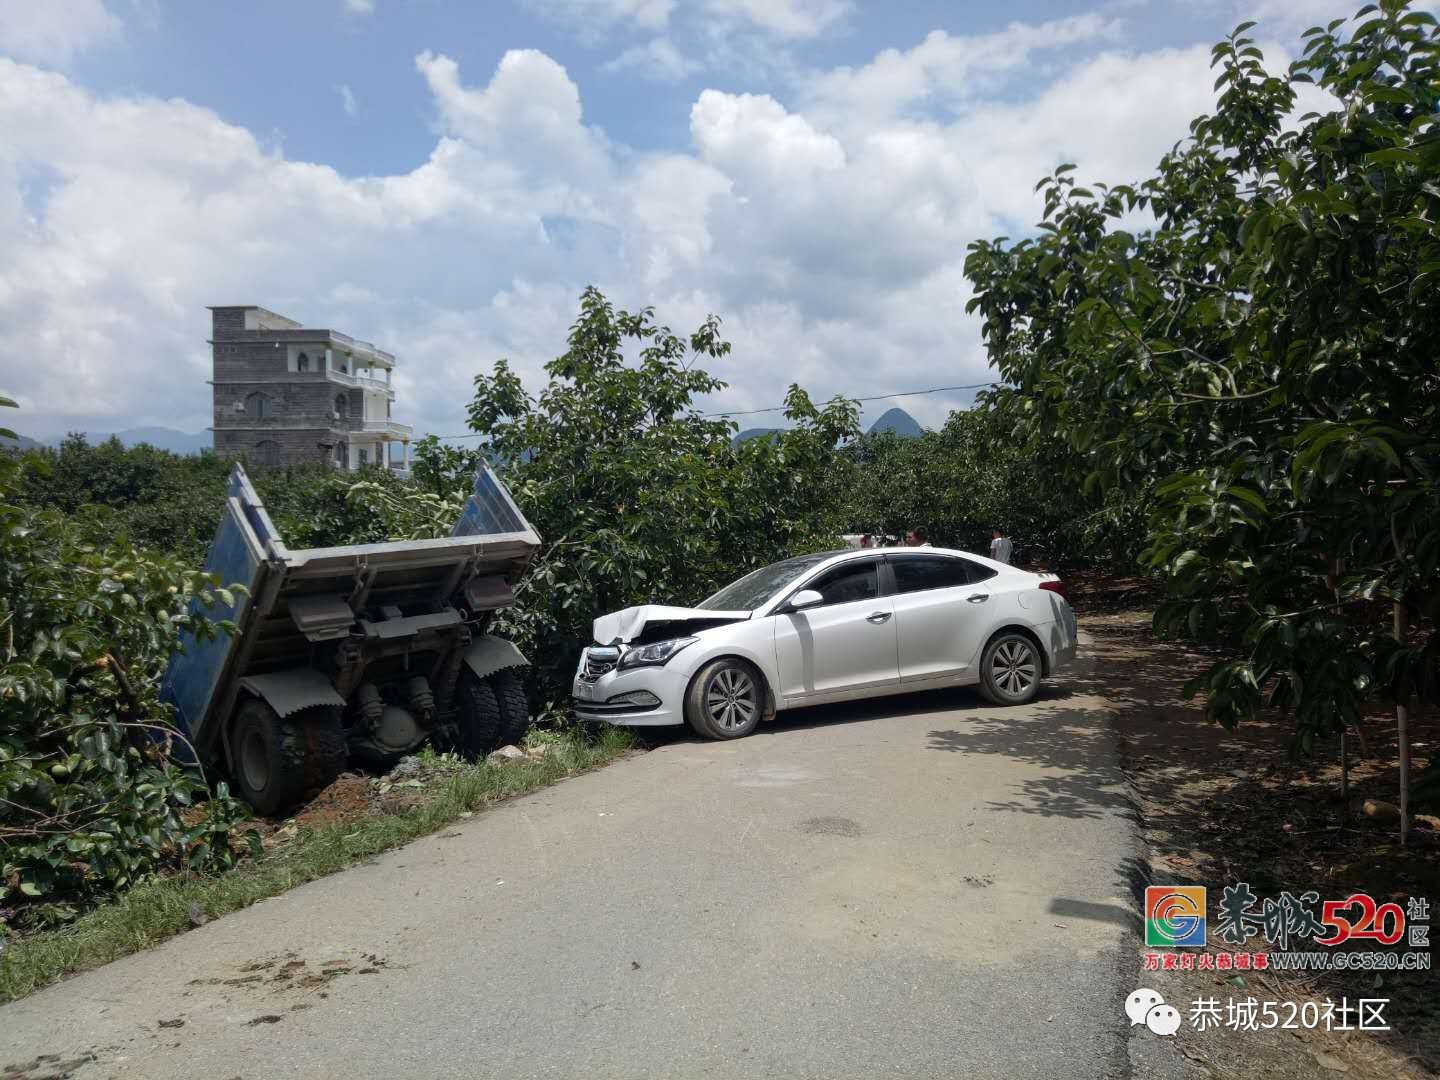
top-left (978, 632), bottom-right (1042, 706)
top-left (685, 659), bottom-right (763, 739)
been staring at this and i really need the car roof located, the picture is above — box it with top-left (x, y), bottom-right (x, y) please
top-left (809, 546), bottom-right (1024, 575)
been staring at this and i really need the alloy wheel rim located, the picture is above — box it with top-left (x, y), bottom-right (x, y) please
top-left (992, 640), bottom-right (1038, 697)
top-left (706, 668), bottom-right (756, 730)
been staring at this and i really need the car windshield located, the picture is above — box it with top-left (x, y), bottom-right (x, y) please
top-left (697, 552), bottom-right (838, 611)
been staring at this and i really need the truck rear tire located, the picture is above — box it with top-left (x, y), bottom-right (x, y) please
top-left (233, 697), bottom-right (306, 816)
top-left (233, 700), bottom-right (346, 815)
top-left (448, 670), bottom-right (502, 759)
top-left (489, 668), bottom-right (530, 747)
top-left (299, 706), bottom-right (347, 790)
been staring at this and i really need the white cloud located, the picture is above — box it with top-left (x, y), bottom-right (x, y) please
top-left (344, 0), bottom-right (376, 14)
top-left (524, 0), bottom-right (675, 33)
top-left (703, 0), bottom-right (851, 39)
top-left (800, 15), bottom-right (1124, 131)
top-left (947, 45), bottom-right (1221, 227)
top-left (0, 19), bottom-right (1289, 444)
top-left (603, 37), bottom-right (699, 81)
top-left (535, 0), bottom-right (846, 49)
top-left (0, 0), bottom-right (122, 66)
top-left (338, 84), bottom-right (357, 116)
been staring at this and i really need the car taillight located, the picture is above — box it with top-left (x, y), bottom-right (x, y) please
top-left (1039, 579), bottom-right (1069, 600)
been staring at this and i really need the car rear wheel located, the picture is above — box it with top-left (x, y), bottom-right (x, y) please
top-left (978, 632), bottom-right (1042, 706)
top-left (685, 659), bottom-right (762, 740)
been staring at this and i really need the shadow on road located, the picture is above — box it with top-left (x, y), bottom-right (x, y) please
top-left (636, 678), bottom-right (1131, 827)
top-left (922, 674), bottom-right (1135, 823)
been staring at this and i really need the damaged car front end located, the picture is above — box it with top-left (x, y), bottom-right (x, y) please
top-left (573, 605), bottom-right (751, 726)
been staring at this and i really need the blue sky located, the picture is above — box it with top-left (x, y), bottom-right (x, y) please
top-left (67, 2), bottom-right (1232, 172)
top-left (0, 0), bottom-right (1366, 442)
top-left (69, 2), bottom-right (1236, 174)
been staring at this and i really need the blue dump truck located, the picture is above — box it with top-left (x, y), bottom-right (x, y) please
top-left (160, 464), bottom-right (542, 814)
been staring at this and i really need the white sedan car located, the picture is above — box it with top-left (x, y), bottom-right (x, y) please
top-left (573, 547), bottom-right (1078, 739)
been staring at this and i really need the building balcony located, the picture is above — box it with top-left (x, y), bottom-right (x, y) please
top-left (357, 419), bottom-right (414, 438)
top-left (327, 369), bottom-right (395, 397)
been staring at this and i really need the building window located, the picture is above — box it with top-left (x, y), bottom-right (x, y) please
top-left (297, 351), bottom-right (310, 372)
top-left (245, 392), bottom-right (274, 419)
top-left (358, 448), bottom-right (369, 465)
top-left (334, 394), bottom-right (347, 419)
top-left (335, 441), bottom-right (347, 466)
top-left (386, 401), bottom-right (392, 418)
top-left (251, 440), bottom-right (282, 468)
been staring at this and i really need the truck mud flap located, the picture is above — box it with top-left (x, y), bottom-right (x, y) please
top-left (238, 669), bottom-right (347, 718)
top-left (462, 635), bottom-right (530, 680)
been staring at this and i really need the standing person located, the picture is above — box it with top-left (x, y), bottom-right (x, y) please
top-left (905, 528), bottom-right (931, 547)
top-left (989, 528), bottom-right (1013, 565)
top-left (860, 533), bottom-right (873, 549)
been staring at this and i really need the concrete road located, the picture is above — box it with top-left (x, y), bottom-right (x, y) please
top-left (0, 674), bottom-right (1141, 1080)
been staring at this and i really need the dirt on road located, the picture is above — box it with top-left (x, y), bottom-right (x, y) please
top-left (1073, 597), bottom-right (1439, 1080)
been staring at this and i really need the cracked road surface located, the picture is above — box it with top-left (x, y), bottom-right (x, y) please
top-left (0, 667), bottom-right (1139, 1079)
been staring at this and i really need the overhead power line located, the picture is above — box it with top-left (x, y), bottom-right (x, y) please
top-left (429, 380), bottom-right (998, 439)
top-left (698, 381), bottom-right (997, 419)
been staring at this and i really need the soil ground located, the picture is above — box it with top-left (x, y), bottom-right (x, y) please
top-left (1067, 574), bottom-right (1439, 1079)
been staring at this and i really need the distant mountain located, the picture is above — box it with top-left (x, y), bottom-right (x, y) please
top-left (733, 427), bottom-right (781, 446)
top-left (0, 432), bottom-right (44, 451)
top-left (50, 427), bottom-right (212, 455)
top-left (108, 428), bottom-right (212, 454)
top-left (867, 408), bottom-right (924, 438)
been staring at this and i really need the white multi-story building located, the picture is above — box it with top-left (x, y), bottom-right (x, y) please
top-left (208, 305), bottom-right (412, 474)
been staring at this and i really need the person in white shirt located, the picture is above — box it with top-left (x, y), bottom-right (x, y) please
top-left (989, 529), bottom-right (1014, 564)
top-left (905, 528), bottom-right (932, 547)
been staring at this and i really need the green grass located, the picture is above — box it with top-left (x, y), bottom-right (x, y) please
top-left (0, 726), bottom-right (635, 1004)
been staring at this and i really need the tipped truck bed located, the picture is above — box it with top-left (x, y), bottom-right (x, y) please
top-left (161, 464), bottom-right (541, 766)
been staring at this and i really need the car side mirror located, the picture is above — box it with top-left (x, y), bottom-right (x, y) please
top-left (788, 589), bottom-right (824, 612)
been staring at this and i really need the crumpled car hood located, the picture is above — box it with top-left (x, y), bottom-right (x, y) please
top-left (592, 604), bottom-right (750, 646)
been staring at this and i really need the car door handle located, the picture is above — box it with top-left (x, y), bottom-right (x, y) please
top-left (866, 611), bottom-right (893, 624)
top-left (967, 594), bottom-right (989, 604)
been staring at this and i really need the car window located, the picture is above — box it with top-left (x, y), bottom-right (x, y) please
top-left (891, 555), bottom-right (988, 593)
top-left (964, 559), bottom-right (998, 584)
top-left (806, 561), bottom-right (878, 606)
top-left (699, 551), bottom-right (836, 610)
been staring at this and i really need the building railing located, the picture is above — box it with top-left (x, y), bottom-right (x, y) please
top-left (327, 369), bottom-right (394, 396)
top-left (358, 419), bottom-right (414, 438)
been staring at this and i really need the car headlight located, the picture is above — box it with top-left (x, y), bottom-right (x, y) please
top-left (617, 636), bottom-right (698, 669)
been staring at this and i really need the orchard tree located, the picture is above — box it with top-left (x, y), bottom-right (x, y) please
top-left (842, 411), bottom-right (1145, 566)
top-left (466, 287), bottom-right (859, 697)
top-left (964, 2), bottom-right (1439, 835)
top-left (408, 435), bottom-right (484, 498)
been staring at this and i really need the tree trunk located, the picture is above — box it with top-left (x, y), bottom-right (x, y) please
top-left (1327, 555), bottom-right (1369, 775)
top-left (1395, 601), bottom-right (1410, 847)
top-left (1341, 731), bottom-right (1349, 804)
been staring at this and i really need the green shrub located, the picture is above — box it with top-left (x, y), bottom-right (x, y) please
top-left (0, 401), bottom-right (251, 929)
